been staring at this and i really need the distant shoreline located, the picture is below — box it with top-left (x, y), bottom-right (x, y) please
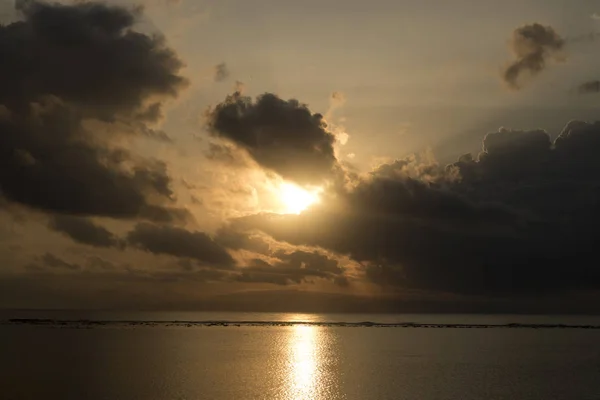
top-left (4, 318), bottom-right (600, 329)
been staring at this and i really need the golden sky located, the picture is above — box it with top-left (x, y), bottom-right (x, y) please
top-left (2, 0), bottom-right (600, 312)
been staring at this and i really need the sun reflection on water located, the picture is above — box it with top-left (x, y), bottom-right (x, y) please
top-left (280, 313), bottom-right (337, 400)
top-left (290, 325), bottom-right (318, 398)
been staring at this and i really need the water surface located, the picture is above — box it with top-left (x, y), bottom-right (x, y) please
top-left (1, 313), bottom-right (599, 400)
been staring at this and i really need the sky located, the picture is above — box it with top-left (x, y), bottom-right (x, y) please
top-left (1, 0), bottom-right (600, 313)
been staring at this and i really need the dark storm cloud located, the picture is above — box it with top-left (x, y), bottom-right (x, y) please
top-left (233, 182), bottom-right (525, 294)
top-left (451, 121), bottom-right (600, 186)
top-left (206, 92), bottom-right (339, 185)
top-left (234, 250), bottom-right (346, 286)
top-left (232, 119), bottom-right (600, 294)
top-left (126, 223), bottom-right (235, 267)
top-left (213, 63), bottom-right (230, 82)
top-left (0, 1), bottom-right (188, 221)
top-left (48, 215), bottom-right (121, 248)
top-left (577, 80), bottom-right (600, 94)
top-left (2, 0), bottom-right (186, 114)
top-left (502, 23), bottom-right (565, 89)
top-left (452, 127), bottom-right (552, 183)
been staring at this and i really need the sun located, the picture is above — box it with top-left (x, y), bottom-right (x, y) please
top-left (279, 183), bottom-right (321, 214)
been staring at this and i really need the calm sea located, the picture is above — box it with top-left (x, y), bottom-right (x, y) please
top-left (1, 312), bottom-right (600, 400)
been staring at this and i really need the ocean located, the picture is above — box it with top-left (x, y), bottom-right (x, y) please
top-left (1, 312), bottom-right (600, 400)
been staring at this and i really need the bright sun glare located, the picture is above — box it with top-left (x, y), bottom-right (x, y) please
top-left (279, 183), bottom-right (321, 214)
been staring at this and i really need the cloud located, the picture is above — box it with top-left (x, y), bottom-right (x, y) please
top-left (126, 223), bottom-right (235, 267)
top-left (330, 91), bottom-right (346, 106)
top-left (371, 151), bottom-right (457, 183)
top-left (205, 142), bottom-right (251, 168)
top-left (274, 249), bottom-right (344, 275)
top-left (234, 250), bottom-right (347, 286)
top-left (87, 255), bottom-right (117, 271)
top-left (0, 1), bottom-right (189, 221)
top-left (502, 23), bottom-right (565, 89)
top-left (213, 62), bottom-right (230, 82)
top-left (48, 215), bottom-right (122, 248)
top-left (215, 227), bottom-right (271, 254)
top-left (335, 130), bottom-right (349, 145)
top-left (206, 92), bottom-right (339, 186)
top-left (577, 80), bottom-right (600, 94)
top-left (5, 3), bottom-right (600, 308)
top-left (3, 0), bottom-right (186, 116)
top-left (40, 253), bottom-right (81, 271)
top-left (325, 91), bottom-right (349, 144)
top-left (234, 80), bottom-right (245, 93)
top-left (232, 119), bottom-right (600, 294)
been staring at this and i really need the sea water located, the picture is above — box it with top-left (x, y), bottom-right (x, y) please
top-left (1, 312), bottom-right (599, 400)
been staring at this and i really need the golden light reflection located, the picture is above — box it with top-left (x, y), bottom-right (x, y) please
top-left (279, 314), bottom-right (336, 399)
top-left (278, 183), bottom-right (321, 214)
top-left (289, 324), bottom-right (318, 399)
